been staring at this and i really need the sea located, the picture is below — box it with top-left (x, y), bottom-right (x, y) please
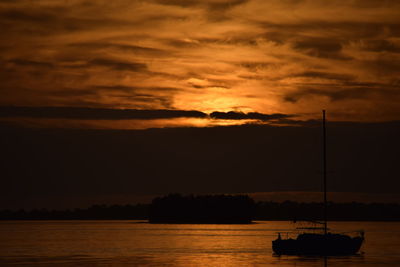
top-left (0, 221), bottom-right (399, 266)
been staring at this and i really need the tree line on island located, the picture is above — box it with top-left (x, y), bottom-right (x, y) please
top-left (1, 194), bottom-right (400, 222)
top-left (149, 194), bottom-right (255, 223)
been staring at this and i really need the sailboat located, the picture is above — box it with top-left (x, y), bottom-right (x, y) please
top-left (272, 110), bottom-right (364, 256)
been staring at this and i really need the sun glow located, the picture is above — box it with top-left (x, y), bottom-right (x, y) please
top-left (0, 0), bottom-right (399, 129)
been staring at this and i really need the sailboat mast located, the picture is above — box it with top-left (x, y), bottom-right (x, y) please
top-left (323, 110), bottom-right (327, 235)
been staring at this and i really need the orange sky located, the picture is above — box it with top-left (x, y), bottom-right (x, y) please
top-left (1, 0), bottom-right (400, 128)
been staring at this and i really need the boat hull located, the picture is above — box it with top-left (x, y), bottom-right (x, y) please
top-left (272, 233), bottom-right (364, 256)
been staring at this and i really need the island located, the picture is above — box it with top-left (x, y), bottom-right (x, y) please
top-left (149, 194), bottom-right (256, 224)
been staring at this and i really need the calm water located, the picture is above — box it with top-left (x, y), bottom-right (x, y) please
top-left (0, 221), bottom-right (399, 266)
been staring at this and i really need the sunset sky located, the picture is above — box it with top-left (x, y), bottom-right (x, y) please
top-left (1, 0), bottom-right (400, 129)
top-left (1, 1), bottom-right (400, 209)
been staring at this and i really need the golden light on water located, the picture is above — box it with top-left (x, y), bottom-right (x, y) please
top-left (3, 221), bottom-right (392, 265)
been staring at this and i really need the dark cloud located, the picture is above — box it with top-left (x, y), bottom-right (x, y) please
top-left (91, 85), bottom-right (138, 92)
top-left (88, 85), bottom-right (182, 100)
top-left (207, 0), bottom-right (249, 10)
top-left (150, 0), bottom-right (248, 10)
top-left (0, 106), bottom-right (207, 120)
top-left (210, 111), bottom-right (292, 121)
top-left (0, 8), bottom-right (61, 24)
top-left (7, 59), bottom-right (54, 68)
top-left (292, 37), bottom-right (350, 59)
top-left (362, 58), bottom-right (400, 75)
top-left (5, 57), bottom-right (148, 74)
top-left (149, 0), bottom-right (201, 8)
top-left (361, 39), bottom-right (400, 53)
top-left (262, 22), bottom-right (400, 41)
top-left (286, 71), bottom-right (354, 81)
top-left (112, 94), bottom-right (175, 109)
top-left (149, 0), bottom-right (249, 21)
top-left (0, 0), bottom-right (25, 3)
top-left (284, 88), bottom-right (368, 103)
top-left (164, 35), bottom-right (258, 49)
top-left (284, 83), bottom-right (400, 103)
top-left (91, 85), bottom-right (182, 94)
top-left (0, 106), bottom-right (295, 122)
top-left (351, 0), bottom-right (400, 8)
top-left (48, 88), bottom-right (98, 97)
top-left (0, 8), bottom-right (128, 36)
top-left (189, 84), bottom-right (229, 89)
top-left (69, 42), bottom-right (170, 56)
top-left (88, 58), bottom-right (147, 72)
top-left (163, 39), bottom-right (201, 48)
top-left (237, 61), bottom-right (276, 70)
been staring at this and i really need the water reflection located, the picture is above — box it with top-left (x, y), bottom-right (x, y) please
top-left (0, 221), bottom-right (398, 266)
top-left (273, 254), bottom-right (366, 267)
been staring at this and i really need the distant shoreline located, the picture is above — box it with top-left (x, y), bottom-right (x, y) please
top-left (2, 201), bottom-right (400, 221)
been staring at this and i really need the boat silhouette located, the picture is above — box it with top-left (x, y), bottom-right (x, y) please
top-left (272, 110), bottom-right (364, 256)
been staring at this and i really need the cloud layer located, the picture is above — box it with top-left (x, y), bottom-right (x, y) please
top-left (1, 0), bottom-right (400, 124)
top-left (0, 106), bottom-right (207, 120)
top-left (0, 106), bottom-right (294, 129)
